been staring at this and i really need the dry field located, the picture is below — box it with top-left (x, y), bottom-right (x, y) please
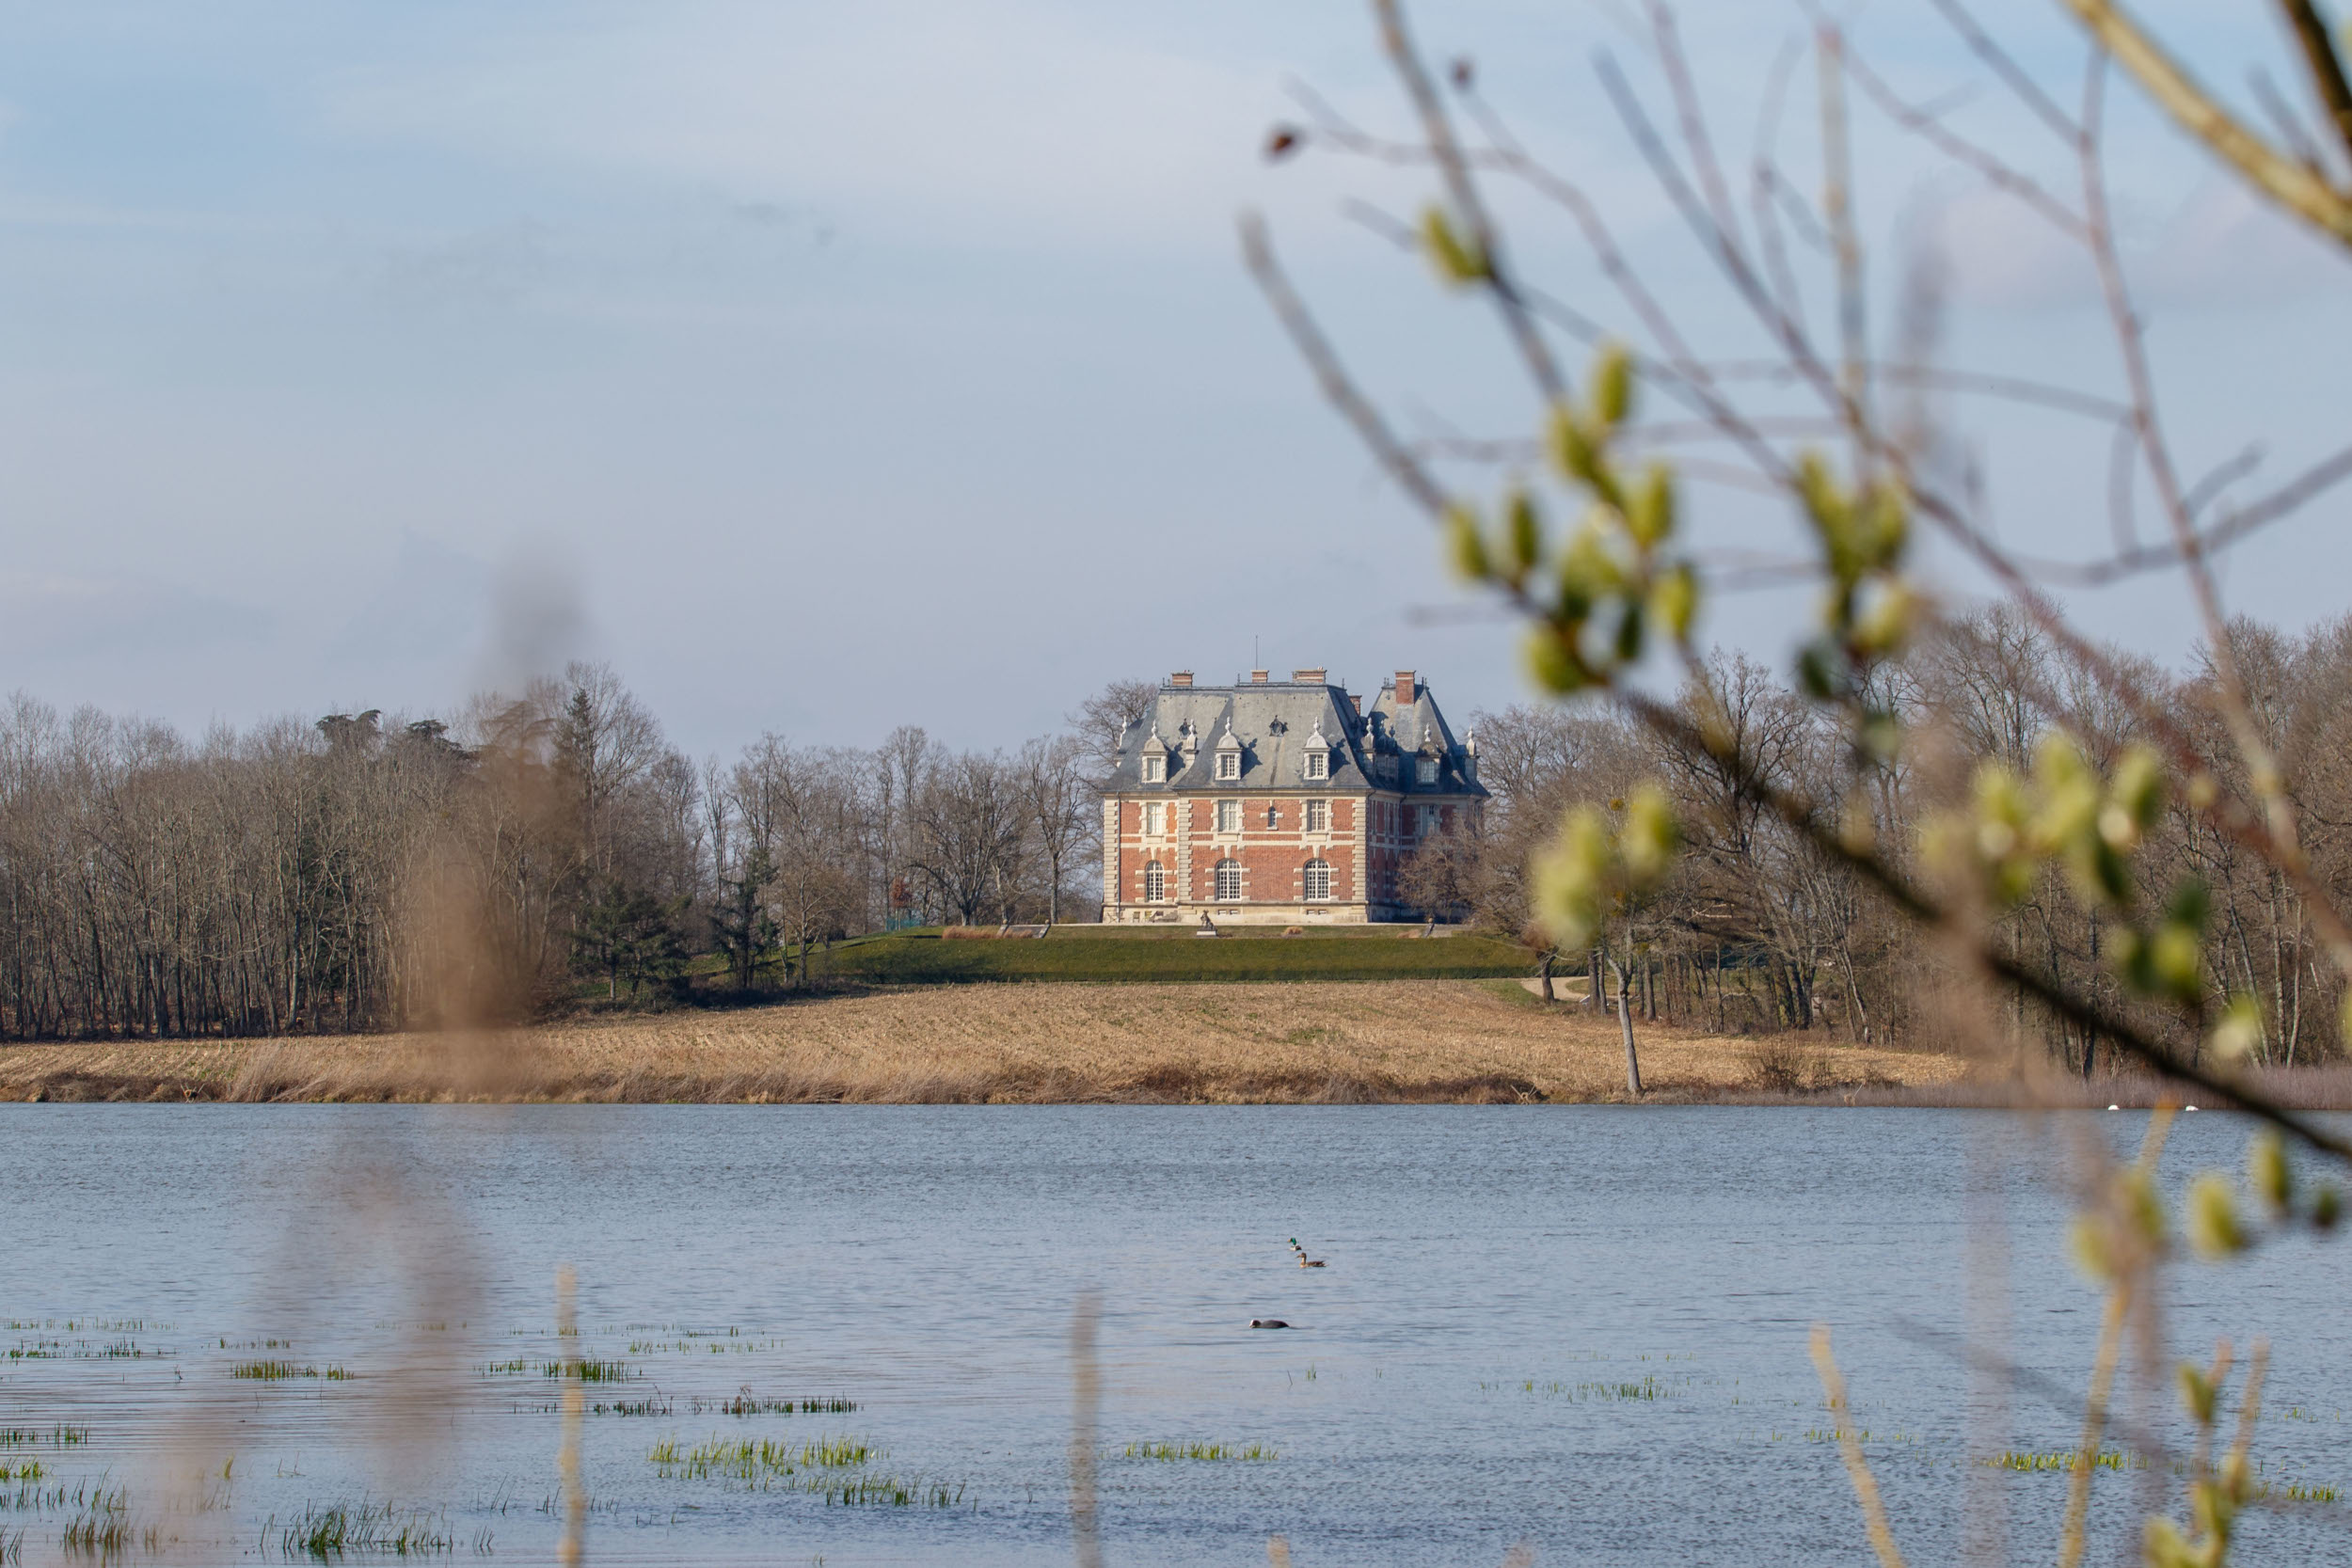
top-left (0, 980), bottom-right (1978, 1104)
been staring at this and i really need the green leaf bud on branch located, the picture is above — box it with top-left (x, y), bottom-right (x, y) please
top-left (1421, 205), bottom-right (1488, 285)
top-left (2028, 735), bottom-right (2101, 856)
top-left (2185, 1172), bottom-right (2248, 1259)
top-left (1591, 342), bottom-right (1633, 429)
top-left (2177, 1362), bottom-right (2219, 1426)
top-left (2141, 1517), bottom-right (2196, 1568)
top-left (1522, 626), bottom-right (1590, 696)
top-left (1445, 501), bottom-right (1490, 582)
top-left (2106, 745), bottom-right (2167, 847)
top-left (2248, 1131), bottom-right (2292, 1214)
top-left (2068, 1213), bottom-right (2117, 1283)
top-left (1532, 804), bottom-right (1613, 952)
top-left (2120, 1166), bottom-right (2167, 1246)
top-left (1625, 462), bottom-right (1675, 549)
top-left (2210, 995), bottom-right (2265, 1064)
top-left (1504, 489), bottom-right (1542, 579)
top-left (2150, 923), bottom-right (2205, 1005)
top-left (1848, 579), bottom-right (1915, 658)
top-left (1619, 785), bottom-right (1678, 887)
top-left (1648, 562), bottom-right (1698, 644)
top-left (1549, 404), bottom-right (1601, 489)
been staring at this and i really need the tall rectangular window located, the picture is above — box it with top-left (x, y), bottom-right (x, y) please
top-left (1216, 799), bottom-right (1240, 833)
top-left (1305, 800), bottom-right (1328, 832)
top-left (1144, 802), bottom-right (1166, 835)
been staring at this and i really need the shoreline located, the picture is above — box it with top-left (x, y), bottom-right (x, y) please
top-left (0, 979), bottom-right (1978, 1105)
top-left (4, 979), bottom-right (2338, 1108)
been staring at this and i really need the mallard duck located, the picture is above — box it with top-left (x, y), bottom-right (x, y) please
top-left (1289, 1237), bottom-right (1327, 1268)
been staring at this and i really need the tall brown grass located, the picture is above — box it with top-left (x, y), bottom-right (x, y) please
top-left (0, 981), bottom-right (1971, 1104)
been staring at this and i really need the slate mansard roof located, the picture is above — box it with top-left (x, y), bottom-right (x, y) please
top-left (1100, 674), bottom-right (1489, 798)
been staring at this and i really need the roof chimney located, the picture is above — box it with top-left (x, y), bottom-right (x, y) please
top-left (1169, 671), bottom-right (1193, 689)
top-left (1292, 667), bottom-right (1326, 685)
top-left (1249, 669), bottom-right (1269, 684)
top-left (1347, 693), bottom-right (1361, 716)
top-left (1395, 670), bottom-right (1417, 705)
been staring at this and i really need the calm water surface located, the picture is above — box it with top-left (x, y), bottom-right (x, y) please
top-left (1, 1105), bottom-right (2346, 1566)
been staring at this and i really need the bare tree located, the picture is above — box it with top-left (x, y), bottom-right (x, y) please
top-left (1017, 734), bottom-right (1096, 925)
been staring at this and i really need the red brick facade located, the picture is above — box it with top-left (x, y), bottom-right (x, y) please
top-left (1099, 669), bottom-right (1486, 924)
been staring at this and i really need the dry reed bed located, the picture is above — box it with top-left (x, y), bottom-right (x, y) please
top-left (0, 981), bottom-right (1971, 1104)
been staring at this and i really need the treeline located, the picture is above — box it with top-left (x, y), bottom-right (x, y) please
top-left (0, 665), bottom-right (1123, 1039)
top-left (1436, 610), bottom-right (2352, 1069)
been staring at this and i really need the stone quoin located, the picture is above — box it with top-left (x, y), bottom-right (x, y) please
top-left (1098, 667), bottom-right (1488, 924)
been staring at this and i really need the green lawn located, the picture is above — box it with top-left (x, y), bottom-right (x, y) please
top-left (789, 926), bottom-right (1536, 985)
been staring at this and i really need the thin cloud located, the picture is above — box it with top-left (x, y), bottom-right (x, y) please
top-left (323, 0), bottom-right (1288, 253)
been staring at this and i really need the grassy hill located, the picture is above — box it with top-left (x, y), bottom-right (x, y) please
top-left (789, 925), bottom-right (1536, 985)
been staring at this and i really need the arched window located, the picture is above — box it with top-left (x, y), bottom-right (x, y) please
top-left (1303, 859), bottom-right (1331, 901)
top-left (1144, 862), bottom-right (1166, 902)
top-left (1215, 859), bottom-right (1243, 901)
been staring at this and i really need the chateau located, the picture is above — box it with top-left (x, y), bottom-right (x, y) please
top-left (1099, 668), bottom-right (1487, 924)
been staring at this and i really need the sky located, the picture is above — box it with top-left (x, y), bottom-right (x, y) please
top-left (0, 0), bottom-right (2344, 757)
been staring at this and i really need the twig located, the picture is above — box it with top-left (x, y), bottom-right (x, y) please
top-left (2078, 48), bottom-right (2308, 883)
top-left (556, 1264), bottom-right (585, 1568)
top-left (1816, 23), bottom-right (1873, 476)
top-left (2228, 1337), bottom-right (2269, 1479)
top-left (1811, 1325), bottom-right (1908, 1568)
top-left (2276, 0), bottom-right (2352, 169)
top-left (1239, 214), bottom-right (1450, 517)
top-left (2057, 1108), bottom-right (2171, 1568)
top-left (1372, 0), bottom-right (1566, 404)
top-left (1070, 1291), bottom-right (1102, 1568)
top-left (2249, 67), bottom-right (2332, 181)
top-left (1616, 688), bottom-right (2352, 1163)
top-left (1926, 0), bottom-right (2081, 143)
top-left (1841, 40), bottom-right (2089, 237)
top-left (2056, 0), bottom-right (2352, 247)
top-left (1751, 38), bottom-right (1814, 336)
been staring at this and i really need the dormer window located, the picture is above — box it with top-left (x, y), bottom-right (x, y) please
top-left (1214, 721), bottom-right (1243, 781)
top-left (1416, 756), bottom-right (1438, 785)
top-left (1143, 754), bottom-right (1166, 784)
top-left (1303, 750), bottom-right (1328, 781)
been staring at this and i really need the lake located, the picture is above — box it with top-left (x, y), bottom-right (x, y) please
top-left (0, 1104), bottom-right (2345, 1565)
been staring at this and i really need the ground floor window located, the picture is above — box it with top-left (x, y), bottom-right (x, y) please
top-left (1215, 858), bottom-right (1243, 900)
top-left (1144, 862), bottom-right (1165, 902)
top-left (1303, 858), bottom-right (1330, 900)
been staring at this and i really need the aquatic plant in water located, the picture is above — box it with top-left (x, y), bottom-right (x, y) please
top-left (231, 1361), bottom-right (350, 1382)
top-left (270, 1499), bottom-right (452, 1560)
top-left (1123, 1441), bottom-right (1278, 1462)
